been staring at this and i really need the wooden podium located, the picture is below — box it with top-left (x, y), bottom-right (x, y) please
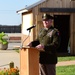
top-left (20, 47), bottom-right (39, 75)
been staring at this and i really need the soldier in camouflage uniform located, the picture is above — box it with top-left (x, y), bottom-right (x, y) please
top-left (28, 13), bottom-right (60, 75)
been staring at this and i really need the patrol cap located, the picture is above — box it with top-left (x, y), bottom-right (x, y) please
top-left (42, 13), bottom-right (54, 21)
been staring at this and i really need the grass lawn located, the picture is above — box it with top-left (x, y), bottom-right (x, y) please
top-left (58, 56), bottom-right (75, 62)
top-left (56, 65), bottom-right (75, 75)
top-left (15, 49), bottom-right (20, 53)
top-left (57, 56), bottom-right (75, 75)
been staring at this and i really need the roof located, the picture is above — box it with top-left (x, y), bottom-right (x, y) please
top-left (17, 0), bottom-right (46, 14)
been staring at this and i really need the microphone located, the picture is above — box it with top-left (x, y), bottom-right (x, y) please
top-left (27, 25), bottom-right (36, 31)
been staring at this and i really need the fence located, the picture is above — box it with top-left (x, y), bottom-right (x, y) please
top-left (0, 25), bottom-right (21, 33)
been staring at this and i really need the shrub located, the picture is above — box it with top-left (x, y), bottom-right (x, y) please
top-left (0, 32), bottom-right (8, 45)
top-left (0, 66), bottom-right (19, 75)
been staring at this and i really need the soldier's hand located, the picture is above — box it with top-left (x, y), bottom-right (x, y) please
top-left (27, 42), bottom-right (32, 47)
top-left (36, 44), bottom-right (44, 51)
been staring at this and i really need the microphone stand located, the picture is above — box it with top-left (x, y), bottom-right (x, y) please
top-left (20, 30), bottom-right (31, 49)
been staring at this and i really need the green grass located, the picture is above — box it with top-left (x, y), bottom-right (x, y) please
top-left (57, 56), bottom-right (75, 75)
top-left (56, 65), bottom-right (75, 75)
top-left (15, 49), bottom-right (20, 53)
top-left (58, 56), bottom-right (75, 62)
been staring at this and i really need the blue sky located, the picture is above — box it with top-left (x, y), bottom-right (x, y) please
top-left (0, 0), bottom-right (40, 25)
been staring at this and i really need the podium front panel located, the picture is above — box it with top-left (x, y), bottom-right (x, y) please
top-left (20, 47), bottom-right (39, 75)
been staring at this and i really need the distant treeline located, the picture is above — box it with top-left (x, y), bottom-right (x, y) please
top-left (0, 24), bottom-right (21, 33)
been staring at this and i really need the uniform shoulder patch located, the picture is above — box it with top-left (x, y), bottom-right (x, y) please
top-left (54, 28), bottom-right (60, 36)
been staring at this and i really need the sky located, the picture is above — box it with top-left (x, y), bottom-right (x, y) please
top-left (0, 0), bottom-right (40, 25)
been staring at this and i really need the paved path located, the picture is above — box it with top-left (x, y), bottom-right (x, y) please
top-left (0, 50), bottom-right (20, 69)
top-left (0, 49), bottom-right (75, 70)
top-left (56, 60), bottom-right (75, 66)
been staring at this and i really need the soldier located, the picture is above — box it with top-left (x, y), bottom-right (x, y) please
top-left (28, 13), bottom-right (60, 75)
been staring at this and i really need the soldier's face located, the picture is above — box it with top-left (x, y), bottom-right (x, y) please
top-left (43, 19), bottom-right (52, 28)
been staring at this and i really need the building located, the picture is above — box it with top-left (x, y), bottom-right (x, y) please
top-left (17, 0), bottom-right (75, 55)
